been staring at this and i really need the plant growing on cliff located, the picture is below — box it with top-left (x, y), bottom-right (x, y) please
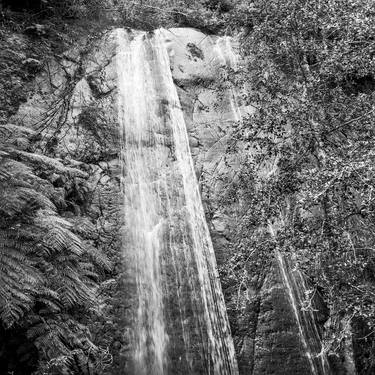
top-left (0, 127), bottom-right (112, 373)
top-left (224, 0), bottom-right (375, 372)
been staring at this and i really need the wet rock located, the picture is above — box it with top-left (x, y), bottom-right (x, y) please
top-left (252, 265), bottom-right (314, 375)
top-left (22, 58), bottom-right (42, 72)
top-left (9, 26), bottom-right (334, 375)
top-left (187, 42), bottom-right (205, 60)
top-left (167, 27), bottom-right (330, 375)
top-left (24, 24), bottom-right (48, 37)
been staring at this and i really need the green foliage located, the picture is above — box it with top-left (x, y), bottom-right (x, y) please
top-left (114, 0), bottom-right (229, 31)
top-left (0, 8), bottom-right (121, 371)
top-left (71, 107), bottom-right (119, 164)
top-left (1, 0), bottom-right (230, 31)
top-left (0, 129), bottom-right (112, 373)
top-left (223, 0), bottom-right (375, 370)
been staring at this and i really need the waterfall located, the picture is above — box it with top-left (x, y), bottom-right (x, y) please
top-left (275, 251), bottom-right (331, 375)
top-left (116, 28), bottom-right (239, 375)
top-left (213, 36), bottom-right (242, 123)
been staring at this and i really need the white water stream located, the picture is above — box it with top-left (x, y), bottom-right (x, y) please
top-left (275, 250), bottom-right (331, 375)
top-left (117, 28), bottom-right (238, 375)
top-left (275, 251), bottom-right (332, 375)
top-left (214, 36), bottom-right (242, 122)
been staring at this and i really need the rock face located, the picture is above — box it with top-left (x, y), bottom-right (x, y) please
top-left (116, 29), bottom-right (238, 375)
top-left (9, 30), bottom-right (126, 372)
top-left (10, 26), bottom-right (344, 374)
top-left (165, 28), bottom-right (244, 263)
top-left (164, 28), bottom-right (334, 375)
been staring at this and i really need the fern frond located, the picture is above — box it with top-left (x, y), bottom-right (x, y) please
top-left (10, 150), bottom-right (88, 179)
top-left (69, 217), bottom-right (97, 240)
top-left (1, 301), bottom-right (25, 326)
top-left (0, 139), bottom-right (109, 372)
top-left (0, 124), bottom-right (35, 151)
top-left (0, 187), bottom-right (53, 224)
top-left (85, 244), bottom-right (112, 271)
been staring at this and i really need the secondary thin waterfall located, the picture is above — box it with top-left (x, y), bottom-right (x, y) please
top-left (214, 36), bottom-right (242, 122)
top-left (275, 251), bottom-right (331, 375)
top-left (269, 220), bottom-right (331, 375)
top-left (117, 28), bottom-right (238, 375)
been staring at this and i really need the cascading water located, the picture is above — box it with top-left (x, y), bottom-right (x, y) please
top-left (214, 37), bottom-right (242, 122)
top-left (117, 28), bottom-right (238, 375)
top-left (269, 220), bottom-right (331, 375)
top-left (275, 251), bottom-right (331, 375)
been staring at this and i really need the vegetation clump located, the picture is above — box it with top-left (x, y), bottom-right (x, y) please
top-left (1, 0), bottom-right (375, 374)
top-left (221, 0), bottom-right (375, 372)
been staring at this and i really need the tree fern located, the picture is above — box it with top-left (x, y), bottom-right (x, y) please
top-left (0, 228), bottom-right (43, 327)
top-left (27, 315), bottom-right (111, 375)
top-left (0, 141), bottom-right (112, 373)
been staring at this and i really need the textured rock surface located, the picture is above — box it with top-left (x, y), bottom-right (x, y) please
top-left (165, 28), bottom-right (243, 261)
top-left (165, 27), bottom-right (331, 375)
top-left (9, 30), bottom-right (126, 372)
top-left (11, 27), bottom-right (335, 374)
